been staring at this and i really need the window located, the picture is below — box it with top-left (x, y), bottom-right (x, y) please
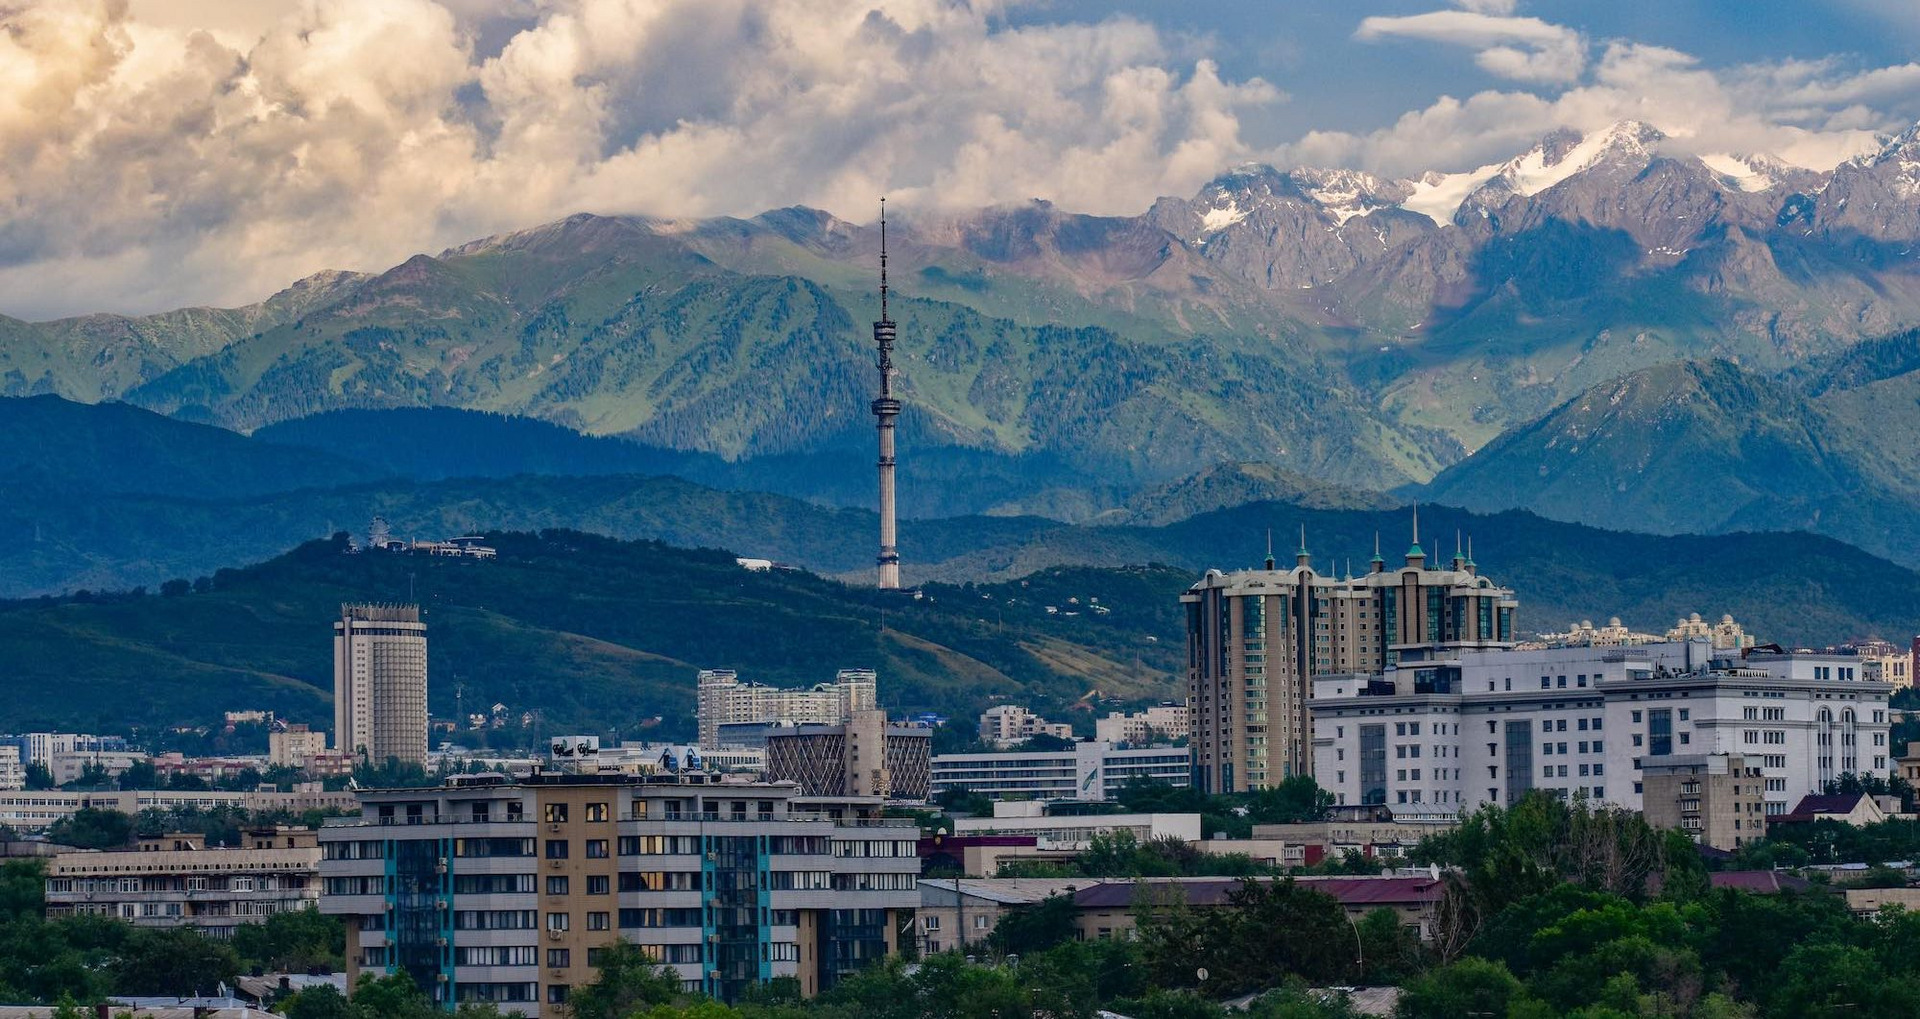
top-left (546, 912), bottom-right (569, 932)
top-left (587, 912), bottom-right (610, 931)
top-left (923, 916), bottom-right (942, 932)
top-left (587, 875), bottom-right (610, 895)
top-left (547, 949), bottom-right (570, 968)
top-left (585, 802), bottom-right (609, 823)
top-left (546, 876), bottom-right (569, 895)
top-left (974, 916), bottom-right (990, 930)
top-left (585, 840), bottom-right (610, 859)
top-left (544, 803), bottom-right (568, 824)
top-left (1631, 711), bottom-right (1642, 723)
top-left (546, 840), bottom-right (569, 859)
top-left (547, 986), bottom-right (569, 1005)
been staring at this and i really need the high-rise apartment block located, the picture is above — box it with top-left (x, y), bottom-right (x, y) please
top-left (696, 669), bottom-right (877, 750)
top-left (317, 773), bottom-right (918, 1013)
top-left (1309, 642), bottom-right (1892, 817)
top-left (1641, 754), bottom-right (1769, 851)
top-left (334, 604), bottom-right (429, 766)
top-left (978, 705), bottom-right (1073, 748)
top-left (1184, 523), bottom-right (1517, 793)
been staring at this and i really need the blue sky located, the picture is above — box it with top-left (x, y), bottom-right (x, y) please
top-left (4, 0), bottom-right (1918, 318)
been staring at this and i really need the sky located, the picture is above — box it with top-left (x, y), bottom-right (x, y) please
top-left (4, 0), bottom-right (1920, 319)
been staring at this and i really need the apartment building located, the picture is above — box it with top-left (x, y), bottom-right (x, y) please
top-left (270, 724), bottom-right (331, 768)
top-left (977, 705), bottom-right (1072, 748)
top-left (697, 669), bottom-right (877, 750)
top-left (1094, 704), bottom-right (1190, 745)
top-left (317, 772), bottom-right (918, 1014)
top-left (930, 742), bottom-right (1189, 802)
top-left (0, 747), bottom-right (21, 791)
top-left (45, 827), bottom-right (321, 938)
top-left (952, 802), bottom-right (1201, 850)
top-left (335, 604), bottom-right (429, 766)
top-left (1183, 524), bottom-right (1517, 793)
top-left (1641, 754), bottom-right (1769, 851)
top-left (1309, 641), bottom-right (1892, 817)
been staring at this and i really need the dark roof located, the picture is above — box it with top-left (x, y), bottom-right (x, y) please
top-left (1073, 876), bottom-right (1442, 910)
top-left (1773, 793), bottom-right (1871, 824)
top-left (1709, 870), bottom-right (1813, 894)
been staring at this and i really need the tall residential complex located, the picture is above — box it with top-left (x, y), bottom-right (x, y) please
top-left (317, 773), bottom-right (918, 1013)
top-left (1183, 521), bottom-right (1517, 793)
top-left (334, 604), bottom-right (429, 766)
top-left (696, 669), bottom-right (877, 750)
top-left (1308, 641), bottom-right (1892, 817)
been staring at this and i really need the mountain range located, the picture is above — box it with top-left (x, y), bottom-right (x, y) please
top-left (10, 120), bottom-right (1920, 498)
top-left (2, 396), bottom-right (1915, 653)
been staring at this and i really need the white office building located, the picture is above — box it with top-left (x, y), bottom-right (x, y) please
top-left (1310, 640), bottom-right (1893, 818)
top-left (930, 741), bottom-right (1189, 801)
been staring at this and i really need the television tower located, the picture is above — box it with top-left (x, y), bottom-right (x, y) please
top-left (872, 198), bottom-right (902, 589)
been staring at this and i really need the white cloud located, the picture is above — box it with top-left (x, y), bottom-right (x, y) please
top-left (1355, 10), bottom-right (1585, 84)
top-left (0, 0), bottom-right (1279, 319)
top-left (3, 1), bottom-right (1920, 320)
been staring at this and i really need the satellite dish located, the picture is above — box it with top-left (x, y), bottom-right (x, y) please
top-left (1197, 967), bottom-right (1209, 983)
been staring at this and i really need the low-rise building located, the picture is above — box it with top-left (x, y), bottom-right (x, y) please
top-left (1640, 754), bottom-right (1769, 851)
top-left (318, 772), bottom-right (919, 1013)
top-left (49, 749), bottom-right (148, 786)
top-left (917, 875), bottom-right (1446, 952)
top-left (977, 706), bottom-right (1073, 748)
top-left (1093, 704), bottom-right (1190, 746)
top-left (952, 802), bottom-right (1201, 850)
top-left (1772, 792), bottom-right (1889, 827)
top-left (931, 741), bottom-right (1189, 802)
top-left (697, 668), bottom-right (876, 750)
top-left (1253, 807), bottom-right (1458, 865)
top-left (0, 787), bottom-right (357, 831)
top-left (269, 724), bottom-right (331, 768)
top-left (762, 712), bottom-right (931, 800)
top-left (44, 827), bottom-right (321, 937)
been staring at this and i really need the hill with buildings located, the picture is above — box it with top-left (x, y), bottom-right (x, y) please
top-left (8, 507), bottom-right (1920, 739)
top-left (0, 531), bottom-right (1185, 738)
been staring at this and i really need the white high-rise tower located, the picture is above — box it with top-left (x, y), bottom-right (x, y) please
top-left (334, 603), bottom-right (428, 766)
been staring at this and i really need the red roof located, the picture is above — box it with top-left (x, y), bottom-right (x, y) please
top-left (1708, 870), bottom-right (1813, 894)
top-left (1072, 876), bottom-right (1442, 910)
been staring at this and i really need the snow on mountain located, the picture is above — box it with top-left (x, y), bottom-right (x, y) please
top-left (1400, 165), bottom-right (1503, 225)
top-left (1200, 201), bottom-right (1248, 234)
top-left (1698, 153), bottom-right (1780, 193)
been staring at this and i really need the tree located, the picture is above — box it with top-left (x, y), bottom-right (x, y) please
top-left (24, 763), bottom-right (54, 790)
top-left (0, 859), bottom-right (46, 923)
top-left (1397, 957), bottom-right (1525, 1019)
top-left (110, 928), bottom-right (240, 997)
top-left (46, 807), bottom-right (134, 849)
top-left (282, 985), bottom-right (351, 1019)
top-left (61, 762), bottom-right (112, 790)
top-left (230, 906), bottom-right (345, 973)
top-left (566, 940), bottom-right (682, 1019)
top-left (343, 972), bottom-right (438, 1019)
top-left (118, 759), bottom-right (159, 790)
top-left (985, 894), bottom-right (1081, 956)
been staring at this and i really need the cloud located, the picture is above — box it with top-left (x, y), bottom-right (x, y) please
top-left (1355, 10), bottom-right (1585, 84)
top-left (1451, 0), bottom-right (1517, 14)
top-left (0, 0), bottom-right (1279, 319)
top-left (3, 1), bottom-right (1920, 320)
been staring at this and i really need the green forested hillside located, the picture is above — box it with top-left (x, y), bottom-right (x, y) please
top-left (1421, 352), bottom-right (1920, 563)
top-left (0, 532), bottom-right (1184, 737)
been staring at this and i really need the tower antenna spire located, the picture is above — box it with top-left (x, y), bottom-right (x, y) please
top-left (871, 198), bottom-right (902, 590)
